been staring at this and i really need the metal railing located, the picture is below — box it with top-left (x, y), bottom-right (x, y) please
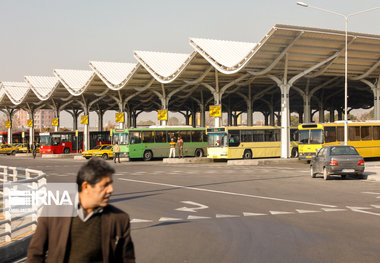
top-left (0, 166), bottom-right (47, 243)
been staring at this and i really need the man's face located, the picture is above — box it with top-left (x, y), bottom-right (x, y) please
top-left (85, 174), bottom-right (114, 208)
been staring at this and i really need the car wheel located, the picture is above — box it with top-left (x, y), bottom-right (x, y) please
top-left (323, 167), bottom-right (329, 180)
top-left (64, 148), bottom-right (70, 154)
top-left (194, 148), bottom-right (203, 157)
top-left (102, 154), bottom-right (108, 160)
top-left (341, 174), bottom-right (346, 179)
top-left (11, 151), bottom-right (16, 155)
top-left (143, 150), bottom-right (153, 161)
top-left (85, 157), bottom-right (91, 159)
top-left (243, 150), bottom-right (252, 159)
top-left (291, 148), bottom-right (299, 158)
top-left (310, 166), bottom-right (316, 178)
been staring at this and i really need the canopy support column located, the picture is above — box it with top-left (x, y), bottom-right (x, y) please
top-left (4, 109), bottom-right (16, 145)
top-left (97, 109), bottom-right (104, 132)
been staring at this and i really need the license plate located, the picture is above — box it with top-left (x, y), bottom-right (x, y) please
top-left (342, 169), bottom-right (355, 173)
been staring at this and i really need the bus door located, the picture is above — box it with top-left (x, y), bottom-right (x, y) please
top-left (154, 130), bottom-right (168, 157)
top-left (129, 131), bottom-right (142, 158)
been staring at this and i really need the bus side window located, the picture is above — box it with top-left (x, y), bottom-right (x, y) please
top-left (361, 126), bottom-right (372, 140)
top-left (290, 129), bottom-right (299, 142)
top-left (191, 131), bottom-right (202, 142)
top-left (155, 131), bottom-right (166, 143)
top-left (324, 127), bottom-right (336, 143)
top-left (265, 130), bottom-right (275, 142)
top-left (253, 130), bottom-right (264, 142)
top-left (241, 130), bottom-right (252, 142)
top-left (349, 126), bottom-right (360, 141)
top-left (179, 131), bottom-right (190, 142)
top-left (374, 126), bottom-right (380, 140)
top-left (228, 131), bottom-right (240, 146)
top-left (130, 132), bottom-right (141, 144)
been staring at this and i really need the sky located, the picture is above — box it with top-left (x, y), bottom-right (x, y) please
top-left (1, 0), bottom-right (380, 126)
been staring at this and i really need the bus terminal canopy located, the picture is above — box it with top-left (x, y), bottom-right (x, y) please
top-left (1, 24), bottom-right (380, 156)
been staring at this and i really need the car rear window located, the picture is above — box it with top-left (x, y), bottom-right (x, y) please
top-left (330, 146), bottom-right (358, 156)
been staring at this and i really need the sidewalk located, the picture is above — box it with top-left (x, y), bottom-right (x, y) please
top-left (364, 161), bottom-right (380, 182)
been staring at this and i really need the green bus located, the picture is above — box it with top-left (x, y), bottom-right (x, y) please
top-left (112, 126), bottom-right (208, 161)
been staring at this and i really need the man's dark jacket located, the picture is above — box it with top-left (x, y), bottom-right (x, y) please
top-left (27, 204), bottom-right (135, 263)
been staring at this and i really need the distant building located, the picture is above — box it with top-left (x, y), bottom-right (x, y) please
top-left (16, 109), bottom-right (54, 130)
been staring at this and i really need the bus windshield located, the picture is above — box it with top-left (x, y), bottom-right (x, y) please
top-left (208, 133), bottom-right (228, 147)
top-left (299, 129), bottom-right (323, 144)
top-left (113, 133), bottom-right (129, 145)
top-left (39, 136), bottom-right (51, 146)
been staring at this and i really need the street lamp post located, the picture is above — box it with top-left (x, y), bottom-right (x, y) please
top-left (296, 2), bottom-right (380, 145)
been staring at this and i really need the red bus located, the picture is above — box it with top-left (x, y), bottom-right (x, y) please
top-left (0, 131), bottom-right (40, 145)
top-left (39, 131), bottom-right (110, 154)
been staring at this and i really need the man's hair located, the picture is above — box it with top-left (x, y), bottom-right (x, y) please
top-left (77, 158), bottom-right (115, 192)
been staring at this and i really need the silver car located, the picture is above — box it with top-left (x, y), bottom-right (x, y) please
top-left (310, 145), bottom-right (365, 180)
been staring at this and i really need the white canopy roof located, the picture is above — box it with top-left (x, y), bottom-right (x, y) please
top-left (89, 61), bottom-right (140, 90)
top-left (0, 82), bottom-right (31, 105)
top-left (24, 76), bottom-right (60, 101)
top-left (190, 38), bottom-right (257, 74)
top-left (134, 51), bottom-right (195, 83)
top-left (53, 69), bottom-right (95, 96)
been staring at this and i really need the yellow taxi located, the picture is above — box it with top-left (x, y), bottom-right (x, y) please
top-left (82, 144), bottom-right (112, 159)
top-left (16, 143), bottom-right (40, 153)
top-left (92, 145), bottom-right (114, 160)
top-left (0, 144), bottom-right (19, 155)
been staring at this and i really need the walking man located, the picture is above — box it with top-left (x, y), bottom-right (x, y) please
top-left (27, 158), bottom-right (135, 262)
top-left (114, 141), bottom-right (120, 163)
top-left (177, 136), bottom-right (184, 158)
top-left (31, 142), bottom-right (37, 159)
top-left (169, 138), bottom-right (176, 158)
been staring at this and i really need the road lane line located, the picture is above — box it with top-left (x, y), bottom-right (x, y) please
top-left (118, 178), bottom-right (337, 208)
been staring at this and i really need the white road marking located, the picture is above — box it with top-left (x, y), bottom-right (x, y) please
top-left (187, 215), bottom-right (211, 220)
top-left (362, 192), bottom-right (380, 195)
top-left (296, 209), bottom-right (321, 214)
top-left (215, 214), bottom-right (239, 218)
top-left (321, 208), bottom-right (347, 212)
top-left (346, 206), bottom-right (373, 210)
top-left (118, 178), bottom-right (337, 208)
top-left (243, 212), bottom-right (266, 216)
top-left (159, 217), bottom-right (182, 222)
top-left (131, 219), bottom-right (153, 223)
top-left (270, 211), bottom-right (294, 215)
top-left (349, 209), bottom-right (380, 216)
top-left (176, 201), bottom-right (208, 213)
top-left (371, 205), bottom-right (380, 208)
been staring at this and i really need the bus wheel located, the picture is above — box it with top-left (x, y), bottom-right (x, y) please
top-left (102, 154), bottom-right (108, 160)
top-left (194, 148), bottom-right (203, 157)
top-left (291, 148), bottom-right (299, 158)
top-left (143, 150), bottom-right (153, 161)
top-left (64, 148), bottom-right (70, 154)
top-left (243, 150), bottom-right (252, 159)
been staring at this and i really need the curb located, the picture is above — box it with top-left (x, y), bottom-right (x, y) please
top-left (163, 157), bottom-right (213, 164)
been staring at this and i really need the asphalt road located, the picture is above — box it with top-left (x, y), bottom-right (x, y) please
top-left (2, 156), bottom-right (380, 263)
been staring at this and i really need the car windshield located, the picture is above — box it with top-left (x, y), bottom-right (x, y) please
top-left (330, 146), bottom-right (358, 156)
top-left (92, 145), bottom-right (102, 150)
top-left (103, 146), bottom-right (113, 150)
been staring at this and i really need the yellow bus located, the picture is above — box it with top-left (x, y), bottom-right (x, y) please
top-left (298, 122), bottom-right (380, 160)
top-left (206, 126), bottom-right (299, 159)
